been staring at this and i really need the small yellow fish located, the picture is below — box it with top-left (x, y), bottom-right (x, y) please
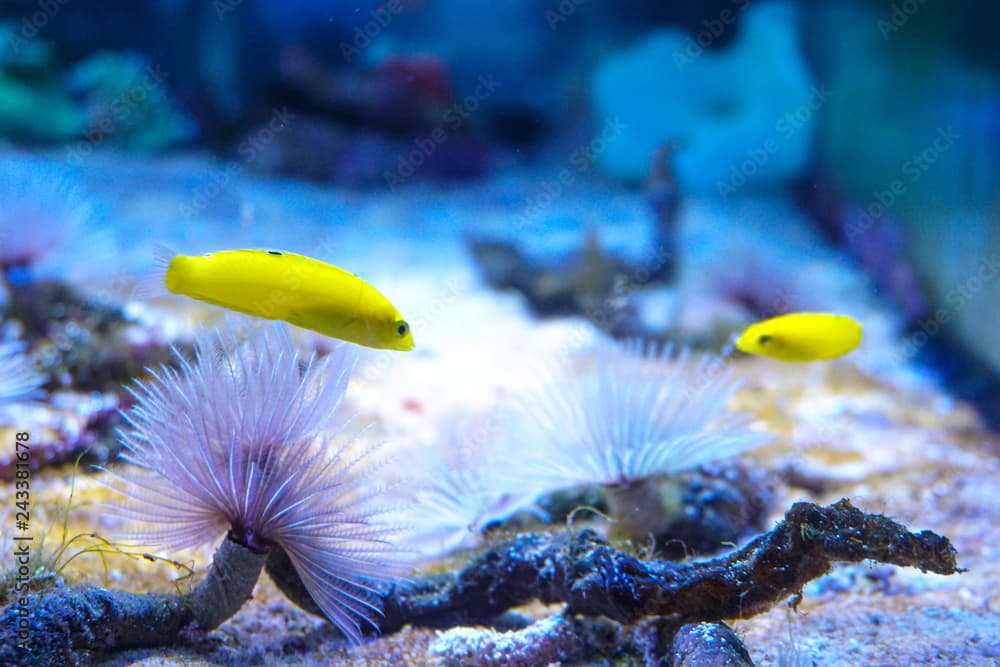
top-left (149, 247), bottom-right (414, 351)
top-left (735, 312), bottom-right (862, 362)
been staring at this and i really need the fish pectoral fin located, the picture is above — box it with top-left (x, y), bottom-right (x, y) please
top-left (339, 312), bottom-right (361, 329)
top-left (288, 307), bottom-right (361, 334)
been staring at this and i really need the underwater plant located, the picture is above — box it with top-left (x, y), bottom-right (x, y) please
top-left (104, 320), bottom-right (405, 641)
top-left (0, 339), bottom-right (44, 404)
top-left (516, 338), bottom-right (770, 545)
top-left (0, 156), bottom-right (94, 271)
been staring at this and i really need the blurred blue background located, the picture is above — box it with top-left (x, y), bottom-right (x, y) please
top-left (1, 0), bottom-right (998, 424)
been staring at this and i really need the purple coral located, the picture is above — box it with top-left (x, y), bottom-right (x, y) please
top-left (105, 321), bottom-right (404, 641)
top-left (517, 339), bottom-right (768, 490)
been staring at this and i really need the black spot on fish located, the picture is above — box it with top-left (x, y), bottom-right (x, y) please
top-left (267, 250), bottom-right (283, 256)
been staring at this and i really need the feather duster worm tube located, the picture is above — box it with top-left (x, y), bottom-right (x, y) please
top-left (514, 339), bottom-right (771, 549)
top-left (102, 319), bottom-right (405, 641)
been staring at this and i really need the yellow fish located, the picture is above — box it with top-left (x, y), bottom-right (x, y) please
top-left (735, 312), bottom-right (862, 362)
top-left (146, 247), bottom-right (414, 351)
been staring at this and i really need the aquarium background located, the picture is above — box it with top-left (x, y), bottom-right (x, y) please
top-left (1, 1), bottom-right (999, 665)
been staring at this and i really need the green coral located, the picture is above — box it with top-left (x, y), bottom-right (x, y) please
top-left (66, 51), bottom-right (193, 152)
top-left (0, 24), bottom-right (192, 151)
top-left (0, 23), bottom-right (84, 143)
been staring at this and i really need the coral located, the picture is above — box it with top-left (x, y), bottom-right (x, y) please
top-left (0, 496), bottom-right (961, 663)
top-left (429, 613), bottom-right (623, 667)
top-left (0, 23), bottom-right (85, 143)
top-left (643, 143), bottom-right (682, 283)
top-left (613, 461), bottom-right (774, 559)
top-left (103, 320), bottom-right (405, 642)
top-left (4, 277), bottom-right (172, 396)
top-left (66, 51), bottom-right (193, 152)
top-left (590, 1), bottom-right (816, 188)
top-left (0, 338), bottom-right (42, 404)
top-left (429, 615), bottom-right (754, 667)
top-left (668, 622), bottom-right (754, 667)
top-left (0, 156), bottom-right (94, 270)
top-left (2, 585), bottom-right (192, 667)
top-left (279, 47), bottom-right (453, 134)
top-left (467, 232), bottom-right (669, 336)
top-left (515, 339), bottom-right (768, 492)
top-left (262, 48), bottom-right (490, 186)
top-left (372, 499), bottom-right (959, 632)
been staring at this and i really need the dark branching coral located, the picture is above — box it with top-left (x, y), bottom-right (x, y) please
top-left (0, 498), bottom-right (957, 665)
top-left (370, 498), bottom-right (958, 631)
top-left (1, 586), bottom-right (190, 666)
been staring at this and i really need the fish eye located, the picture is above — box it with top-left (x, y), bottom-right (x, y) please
top-left (396, 322), bottom-right (408, 337)
top-left (758, 334), bottom-right (771, 345)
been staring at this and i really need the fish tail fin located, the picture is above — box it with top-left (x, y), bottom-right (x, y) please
top-left (131, 242), bottom-right (176, 300)
top-left (720, 333), bottom-right (739, 359)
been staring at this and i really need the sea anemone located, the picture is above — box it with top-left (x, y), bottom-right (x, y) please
top-left (0, 339), bottom-right (44, 404)
top-left (104, 320), bottom-right (404, 641)
top-left (514, 339), bottom-right (770, 545)
top-left (0, 156), bottom-right (94, 271)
